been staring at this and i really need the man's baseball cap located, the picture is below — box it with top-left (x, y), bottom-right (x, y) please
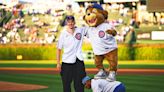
top-left (66, 15), bottom-right (75, 21)
top-left (82, 76), bottom-right (91, 85)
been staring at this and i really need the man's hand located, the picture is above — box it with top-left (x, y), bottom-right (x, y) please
top-left (56, 63), bottom-right (61, 71)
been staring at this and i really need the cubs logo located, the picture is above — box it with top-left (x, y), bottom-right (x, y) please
top-left (99, 31), bottom-right (105, 38)
top-left (75, 33), bottom-right (82, 40)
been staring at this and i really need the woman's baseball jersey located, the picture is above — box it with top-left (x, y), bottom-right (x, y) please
top-left (57, 27), bottom-right (85, 64)
top-left (91, 79), bottom-right (121, 92)
top-left (83, 23), bottom-right (117, 55)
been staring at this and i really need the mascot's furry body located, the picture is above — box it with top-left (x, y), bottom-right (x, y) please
top-left (83, 3), bottom-right (118, 81)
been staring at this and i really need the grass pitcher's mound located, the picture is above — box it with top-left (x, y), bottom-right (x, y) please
top-left (0, 81), bottom-right (48, 91)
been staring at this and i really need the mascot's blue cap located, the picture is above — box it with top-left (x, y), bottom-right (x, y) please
top-left (92, 3), bottom-right (103, 10)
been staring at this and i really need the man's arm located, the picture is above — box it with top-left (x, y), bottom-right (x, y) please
top-left (56, 31), bottom-right (64, 71)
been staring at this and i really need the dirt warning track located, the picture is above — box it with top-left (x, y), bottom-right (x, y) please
top-left (0, 68), bottom-right (164, 75)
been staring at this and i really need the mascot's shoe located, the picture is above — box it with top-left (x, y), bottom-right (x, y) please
top-left (106, 71), bottom-right (116, 82)
top-left (94, 69), bottom-right (108, 79)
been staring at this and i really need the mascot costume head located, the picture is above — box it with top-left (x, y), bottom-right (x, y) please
top-left (84, 3), bottom-right (108, 27)
top-left (83, 3), bottom-right (116, 36)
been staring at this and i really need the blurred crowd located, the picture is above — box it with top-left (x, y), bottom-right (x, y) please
top-left (0, 2), bottom-right (164, 44)
top-left (0, 4), bottom-right (56, 44)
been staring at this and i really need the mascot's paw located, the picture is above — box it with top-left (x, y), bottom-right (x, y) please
top-left (106, 29), bottom-right (117, 36)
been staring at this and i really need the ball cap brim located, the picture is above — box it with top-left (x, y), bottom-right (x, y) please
top-left (82, 76), bottom-right (91, 85)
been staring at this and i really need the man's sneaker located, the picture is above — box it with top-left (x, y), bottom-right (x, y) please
top-left (94, 69), bottom-right (108, 79)
top-left (106, 71), bottom-right (116, 82)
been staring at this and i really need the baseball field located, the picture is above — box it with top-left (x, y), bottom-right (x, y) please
top-left (0, 60), bottom-right (164, 92)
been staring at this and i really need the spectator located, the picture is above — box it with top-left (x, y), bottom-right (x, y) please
top-left (124, 26), bottom-right (136, 44)
top-left (7, 28), bottom-right (21, 43)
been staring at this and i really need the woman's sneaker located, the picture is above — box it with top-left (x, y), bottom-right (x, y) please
top-left (106, 71), bottom-right (116, 82)
top-left (94, 69), bottom-right (108, 79)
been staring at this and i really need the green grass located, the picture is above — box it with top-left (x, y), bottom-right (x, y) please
top-left (0, 63), bottom-right (55, 68)
top-left (0, 73), bottom-right (163, 92)
top-left (0, 63), bottom-right (164, 69)
top-left (0, 73), bottom-right (62, 92)
top-left (86, 64), bottom-right (164, 69)
top-left (119, 75), bottom-right (164, 92)
top-left (0, 60), bottom-right (164, 68)
top-left (137, 40), bottom-right (164, 44)
top-left (0, 60), bottom-right (163, 92)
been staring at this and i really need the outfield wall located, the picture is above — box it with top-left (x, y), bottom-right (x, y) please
top-left (0, 44), bottom-right (164, 60)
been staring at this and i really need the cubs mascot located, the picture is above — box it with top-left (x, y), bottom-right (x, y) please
top-left (83, 3), bottom-right (118, 81)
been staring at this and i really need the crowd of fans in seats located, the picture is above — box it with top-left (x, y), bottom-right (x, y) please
top-left (0, 2), bottom-right (164, 44)
top-left (0, 5), bottom-right (57, 44)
